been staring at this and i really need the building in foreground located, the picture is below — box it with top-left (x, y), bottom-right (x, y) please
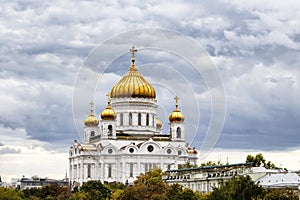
top-left (163, 162), bottom-right (254, 192)
top-left (164, 163), bottom-right (300, 199)
top-left (69, 47), bottom-right (198, 185)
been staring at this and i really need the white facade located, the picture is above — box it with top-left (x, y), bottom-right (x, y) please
top-left (68, 51), bottom-right (198, 185)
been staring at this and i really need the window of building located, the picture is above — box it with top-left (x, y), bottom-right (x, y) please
top-left (130, 163), bottom-right (133, 177)
top-left (147, 145), bottom-right (154, 152)
top-left (129, 113), bottom-right (132, 126)
top-left (167, 149), bottom-right (172, 154)
top-left (129, 148), bottom-right (134, 153)
top-left (120, 113), bottom-right (123, 126)
top-left (176, 127), bottom-right (181, 138)
top-left (90, 131), bottom-right (95, 137)
top-left (146, 114), bottom-right (149, 126)
top-left (152, 115), bottom-right (155, 127)
top-left (108, 164), bottom-right (112, 178)
top-left (108, 125), bottom-right (112, 136)
top-left (87, 164), bottom-right (91, 178)
top-left (138, 113), bottom-right (141, 126)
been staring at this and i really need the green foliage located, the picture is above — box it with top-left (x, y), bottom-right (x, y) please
top-left (23, 184), bottom-right (71, 200)
top-left (182, 188), bottom-right (199, 200)
top-left (80, 180), bottom-right (111, 200)
top-left (264, 189), bottom-right (290, 200)
top-left (119, 167), bottom-right (168, 200)
top-left (200, 160), bottom-right (223, 167)
top-left (246, 153), bottom-right (277, 169)
top-left (208, 175), bottom-right (265, 200)
top-left (178, 161), bottom-right (198, 169)
top-left (0, 187), bottom-right (24, 200)
top-left (118, 168), bottom-right (201, 200)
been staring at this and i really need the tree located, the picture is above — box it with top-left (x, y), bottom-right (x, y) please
top-left (200, 160), bottom-right (223, 167)
top-left (246, 153), bottom-right (277, 169)
top-left (23, 184), bottom-right (71, 200)
top-left (166, 183), bottom-right (183, 199)
top-left (0, 187), bottom-right (24, 200)
top-left (178, 161), bottom-right (198, 169)
top-left (80, 180), bottom-right (111, 200)
top-left (208, 175), bottom-right (265, 200)
top-left (120, 167), bottom-right (168, 200)
top-left (264, 189), bottom-right (290, 200)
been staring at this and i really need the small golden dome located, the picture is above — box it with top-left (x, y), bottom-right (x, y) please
top-left (110, 46), bottom-right (156, 99)
top-left (169, 96), bottom-right (184, 123)
top-left (84, 101), bottom-right (99, 126)
top-left (100, 102), bottom-right (116, 120)
top-left (156, 118), bottom-right (162, 129)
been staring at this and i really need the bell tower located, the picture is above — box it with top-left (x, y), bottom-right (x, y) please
top-left (169, 96), bottom-right (185, 141)
top-left (83, 101), bottom-right (99, 143)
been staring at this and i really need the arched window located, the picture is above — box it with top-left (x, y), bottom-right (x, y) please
top-left (152, 115), bottom-right (155, 127)
top-left (146, 114), bottom-right (149, 126)
top-left (90, 131), bottom-right (95, 137)
top-left (138, 113), bottom-right (141, 126)
top-left (120, 113), bottom-right (123, 126)
top-left (108, 125), bottom-right (112, 136)
top-left (176, 127), bottom-right (181, 138)
top-left (129, 113), bottom-right (132, 126)
top-left (130, 163), bottom-right (133, 177)
top-left (108, 164), bottom-right (112, 178)
top-left (87, 164), bottom-right (91, 178)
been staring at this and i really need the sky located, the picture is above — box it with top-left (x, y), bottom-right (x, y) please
top-left (0, 0), bottom-right (300, 181)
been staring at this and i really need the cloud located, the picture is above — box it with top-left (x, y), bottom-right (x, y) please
top-left (0, 147), bottom-right (21, 155)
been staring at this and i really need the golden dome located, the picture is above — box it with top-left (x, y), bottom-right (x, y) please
top-left (169, 96), bottom-right (184, 123)
top-left (110, 46), bottom-right (156, 99)
top-left (84, 101), bottom-right (99, 126)
top-left (156, 118), bottom-right (162, 129)
top-left (100, 102), bottom-right (116, 120)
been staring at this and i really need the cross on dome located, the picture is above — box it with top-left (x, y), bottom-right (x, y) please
top-left (106, 92), bottom-right (111, 103)
top-left (130, 46), bottom-right (137, 65)
top-left (89, 101), bottom-right (95, 113)
top-left (174, 96), bottom-right (179, 107)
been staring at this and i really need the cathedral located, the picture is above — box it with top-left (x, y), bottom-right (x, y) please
top-left (69, 47), bottom-right (198, 185)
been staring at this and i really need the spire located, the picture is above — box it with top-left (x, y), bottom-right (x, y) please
top-left (174, 96), bottom-right (179, 109)
top-left (106, 92), bottom-right (111, 104)
top-left (89, 101), bottom-right (95, 114)
top-left (101, 92), bottom-right (116, 120)
top-left (169, 96), bottom-right (184, 123)
top-left (130, 46), bottom-right (137, 69)
top-left (84, 101), bottom-right (99, 126)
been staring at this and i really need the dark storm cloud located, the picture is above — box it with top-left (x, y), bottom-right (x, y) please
top-left (0, 0), bottom-right (299, 152)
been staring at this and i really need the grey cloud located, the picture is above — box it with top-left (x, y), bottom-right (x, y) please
top-left (0, 0), bottom-right (299, 152)
top-left (0, 147), bottom-right (21, 155)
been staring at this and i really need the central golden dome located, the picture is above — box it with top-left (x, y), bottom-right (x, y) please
top-left (110, 47), bottom-right (156, 99)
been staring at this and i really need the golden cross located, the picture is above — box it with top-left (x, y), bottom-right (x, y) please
top-left (89, 101), bottom-right (95, 113)
top-left (106, 92), bottom-right (111, 103)
top-left (174, 96), bottom-right (179, 107)
top-left (130, 46), bottom-right (137, 58)
top-left (130, 46), bottom-right (137, 64)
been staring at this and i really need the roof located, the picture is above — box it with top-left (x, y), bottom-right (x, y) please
top-left (166, 162), bottom-right (254, 172)
top-left (256, 173), bottom-right (300, 188)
